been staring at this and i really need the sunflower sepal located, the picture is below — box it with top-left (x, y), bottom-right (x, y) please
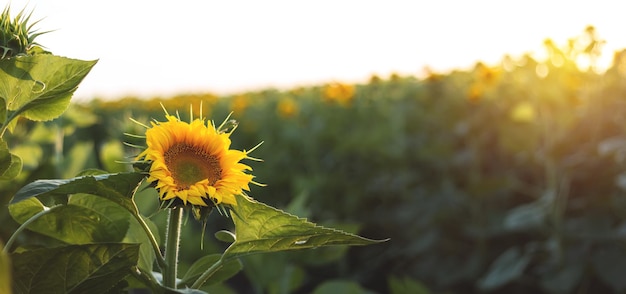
top-left (191, 203), bottom-right (214, 223)
top-left (132, 159), bottom-right (152, 173)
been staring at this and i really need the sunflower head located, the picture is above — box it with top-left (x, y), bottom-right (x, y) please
top-left (133, 105), bottom-right (262, 210)
top-left (0, 5), bottom-right (49, 59)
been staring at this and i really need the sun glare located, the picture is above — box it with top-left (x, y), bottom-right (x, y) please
top-left (9, 0), bottom-right (626, 98)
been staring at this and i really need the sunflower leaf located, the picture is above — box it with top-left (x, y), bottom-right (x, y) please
top-left (0, 137), bottom-right (22, 180)
top-left (0, 54), bottom-right (97, 124)
top-left (1, 152), bottom-right (22, 179)
top-left (11, 243), bottom-right (139, 294)
top-left (215, 230), bottom-right (236, 243)
top-left (223, 194), bottom-right (388, 260)
top-left (10, 172), bottom-right (145, 214)
top-left (8, 195), bottom-right (129, 245)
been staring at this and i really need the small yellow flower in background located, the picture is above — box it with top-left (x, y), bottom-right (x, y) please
top-left (277, 97), bottom-right (298, 118)
top-left (467, 84), bottom-right (484, 103)
top-left (510, 101), bottom-right (536, 123)
top-left (231, 95), bottom-right (249, 114)
top-left (134, 106), bottom-right (261, 207)
top-left (467, 63), bottom-right (501, 103)
top-left (323, 83), bottom-right (355, 105)
top-left (476, 63), bottom-right (500, 86)
top-left (422, 66), bottom-right (442, 82)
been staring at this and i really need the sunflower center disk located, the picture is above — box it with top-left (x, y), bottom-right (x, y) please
top-left (164, 144), bottom-right (221, 189)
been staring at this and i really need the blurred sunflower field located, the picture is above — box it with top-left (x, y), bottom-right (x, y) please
top-left (4, 23), bottom-right (626, 293)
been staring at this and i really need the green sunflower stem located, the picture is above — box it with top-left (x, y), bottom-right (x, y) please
top-left (163, 207), bottom-right (183, 289)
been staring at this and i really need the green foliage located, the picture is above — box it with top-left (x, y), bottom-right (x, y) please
top-left (4, 16), bottom-right (626, 294)
top-left (0, 138), bottom-right (21, 179)
top-left (0, 30), bottom-right (96, 180)
top-left (478, 247), bottom-right (533, 291)
top-left (10, 243), bottom-right (140, 294)
top-left (311, 280), bottom-right (373, 294)
top-left (8, 196), bottom-right (129, 244)
top-left (9, 172), bottom-right (382, 292)
top-left (71, 27), bottom-right (624, 293)
top-left (123, 213), bottom-right (160, 275)
top-left (180, 254), bottom-right (243, 287)
top-left (240, 253), bottom-right (306, 294)
top-left (11, 172), bottom-right (145, 214)
top-left (388, 276), bottom-right (430, 294)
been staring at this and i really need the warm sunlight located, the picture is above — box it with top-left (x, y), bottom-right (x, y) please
top-left (6, 0), bottom-right (626, 100)
top-left (4, 1), bottom-right (626, 293)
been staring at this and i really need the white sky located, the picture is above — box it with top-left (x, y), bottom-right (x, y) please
top-left (6, 0), bottom-right (626, 100)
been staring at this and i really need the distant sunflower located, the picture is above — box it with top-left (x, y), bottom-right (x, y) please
top-left (323, 83), bottom-right (355, 106)
top-left (134, 106), bottom-right (261, 207)
top-left (277, 97), bottom-right (298, 118)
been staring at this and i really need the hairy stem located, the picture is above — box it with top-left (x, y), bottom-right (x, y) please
top-left (163, 207), bottom-right (183, 288)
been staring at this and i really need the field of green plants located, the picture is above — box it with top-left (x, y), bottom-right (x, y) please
top-left (3, 24), bottom-right (626, 293)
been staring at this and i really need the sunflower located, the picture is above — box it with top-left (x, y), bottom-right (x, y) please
top-left (134, 106), bottom-right (261, 207)
top-left (0, 5), bottom-right (49, 59)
